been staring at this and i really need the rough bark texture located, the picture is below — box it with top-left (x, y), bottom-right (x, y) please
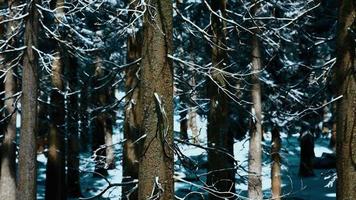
top-left (207, 1), bottom-right (235, 199)
top-left (271, 127), bottom-right (281, 200)
top-left (333, 0), bottom-right (355, 199)
top-left (17, 1), bottom-right (39, 199)
top-left (0, 0), bottom-right (17, 199)
top-left (122, 0), bottom-right (142, 197)
top-left (138, 0), bottom-right (174, 199)
top-left (66, 56), bottom-right (81, 197)
top-left (248, 23), bottom-right (263, 200)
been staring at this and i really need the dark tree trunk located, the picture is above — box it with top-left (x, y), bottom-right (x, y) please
top-left (122, 0), bottom-right (142, 198)
top-left (179, 105), bottom-right (188, 140)
top-left (0, 0), bottom-right (17, 199)
top-left (206, 1), bottom-right (235, 199)
top-left (138, 0), bottom-right (174, 199)
top-left (45, 1), bottom-right (67, 198)
top-left (45, 48), bottom-right (66, 200)
top-left (17, 1), bottom-right (39, 199)
top-left (299, 131), bottom-right (315, 177)
top-left (66, 56), bottom-right (81, 197)
top-left (333, 0), bottom-right (356, 199)
top-left (271, 126), bottom-right (281, 200)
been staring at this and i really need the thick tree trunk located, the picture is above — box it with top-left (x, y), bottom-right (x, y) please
top-left (0, 1), bottom-right (17, 199)
top-left (66, 56), bottom-right (81, 197)
top-left (207, 1), bottom-right (235, 199)
top-left (333, 0), bottom-right (355, 199)
top-left (122, 1), bottom-right (142, 198)
top-left (271, 127), bottom-right (281, 200)
top-left (138, 0), bottom-right (174, 199)
top-left (17, 1), bottom-right (39, 199)
top-left (248, 30), bottom-right (263, 200)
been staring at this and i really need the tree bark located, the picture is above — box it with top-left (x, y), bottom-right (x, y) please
top-left (333, 0), bottom-right (355, 199)
top-left (66, 56), bottom-right (81, 197)
top-left (45, 50), bottom-right (66, 200)
top-left (93, 57), bottom-right (115, 171)
top-left (0, 0), bottom-right (17, 199)
top-left (206, 1), bottom-right (235, 199)
top-left (45, 1), bottom-right (67, 198)
top-left (122, 0), bottom-right (142, 198)
top-left (299, 130), bottom-right (315, 177)
top-left (138, 0), bottom-right (174, 199)
top-left (248, 12), bottom-right (263, 200)
top-left (17, 1), bottom-right (39, 199)
top-left (271, 127), bottom-right (281, 200)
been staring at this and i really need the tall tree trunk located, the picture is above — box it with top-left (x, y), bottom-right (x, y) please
top-left (92, 57), bottom-right (115, 173)
top-left (248, 11), bottom-right (263, 199)
top-left (45, 1), bottom-right (67, 198)
top-left (333, 0), bottom-right (355, 199)
top-left (138, 0), bottom-right (174, 199)
top-left (0, 0), bottom-right (17, 199)
top-left (45, 49), bottom-right (66, 200)
top-left (66, 56), bottom-right (81, 197)
top-left (80, 75), bottom-right (90, 151)
top-left (271, 126), bottom-right (281, 200)
top-left (17, 1), bottom-right (39, 199)
top-left (207, 1), bottom-right (235, 199)
top-left (91, 58), bottom-right (108, 176)
top-left (122, 0), bottom-right (142, 197)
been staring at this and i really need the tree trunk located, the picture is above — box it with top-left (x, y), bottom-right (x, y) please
top-left (45, 50), bottom-right (66, 200)
top-left (271, 126), bottom-right (281, 200)
top-left (138, 0), bottom-right (174, 199)
top-left (188, 103), bottom-right (199, 144)
top-left (299, 131), bottom-right (315, 177)
top-left (329, 104), bottom-right (336, 150)
top-left (122, 1), bottom-right (142, 198)
top-left (66, 56), bottom-right (81, 197)
top-left (333, 0), bottom-right (355, 199)
top-left (0, 0), bottom-right (17, 199)
top-left (248, 17), bottom-right (263, 200)
top-left (179, 105), bottom-right (188, 140)
top-left (17, 1), bottom-right (39, 199)
top-left (207, 1), bottom-right (235, 199)
top-left (45, 1), bottom-right (67, 198)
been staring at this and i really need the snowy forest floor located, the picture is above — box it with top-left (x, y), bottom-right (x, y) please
top-left (36, 115), bottom-right (336, 199)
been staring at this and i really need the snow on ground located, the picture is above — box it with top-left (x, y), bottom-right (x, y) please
top-left (36, 113), bottom-right (335, 199)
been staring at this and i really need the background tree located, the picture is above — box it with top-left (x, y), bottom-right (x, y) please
top-left (0, 0), bottom-right (17, 199)
top-left (248, 2), bottom-right (263, 199)
top-left (206, 0), bottom-right (236, 199)
top-left (122, 0), bottom-right (142, 198)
